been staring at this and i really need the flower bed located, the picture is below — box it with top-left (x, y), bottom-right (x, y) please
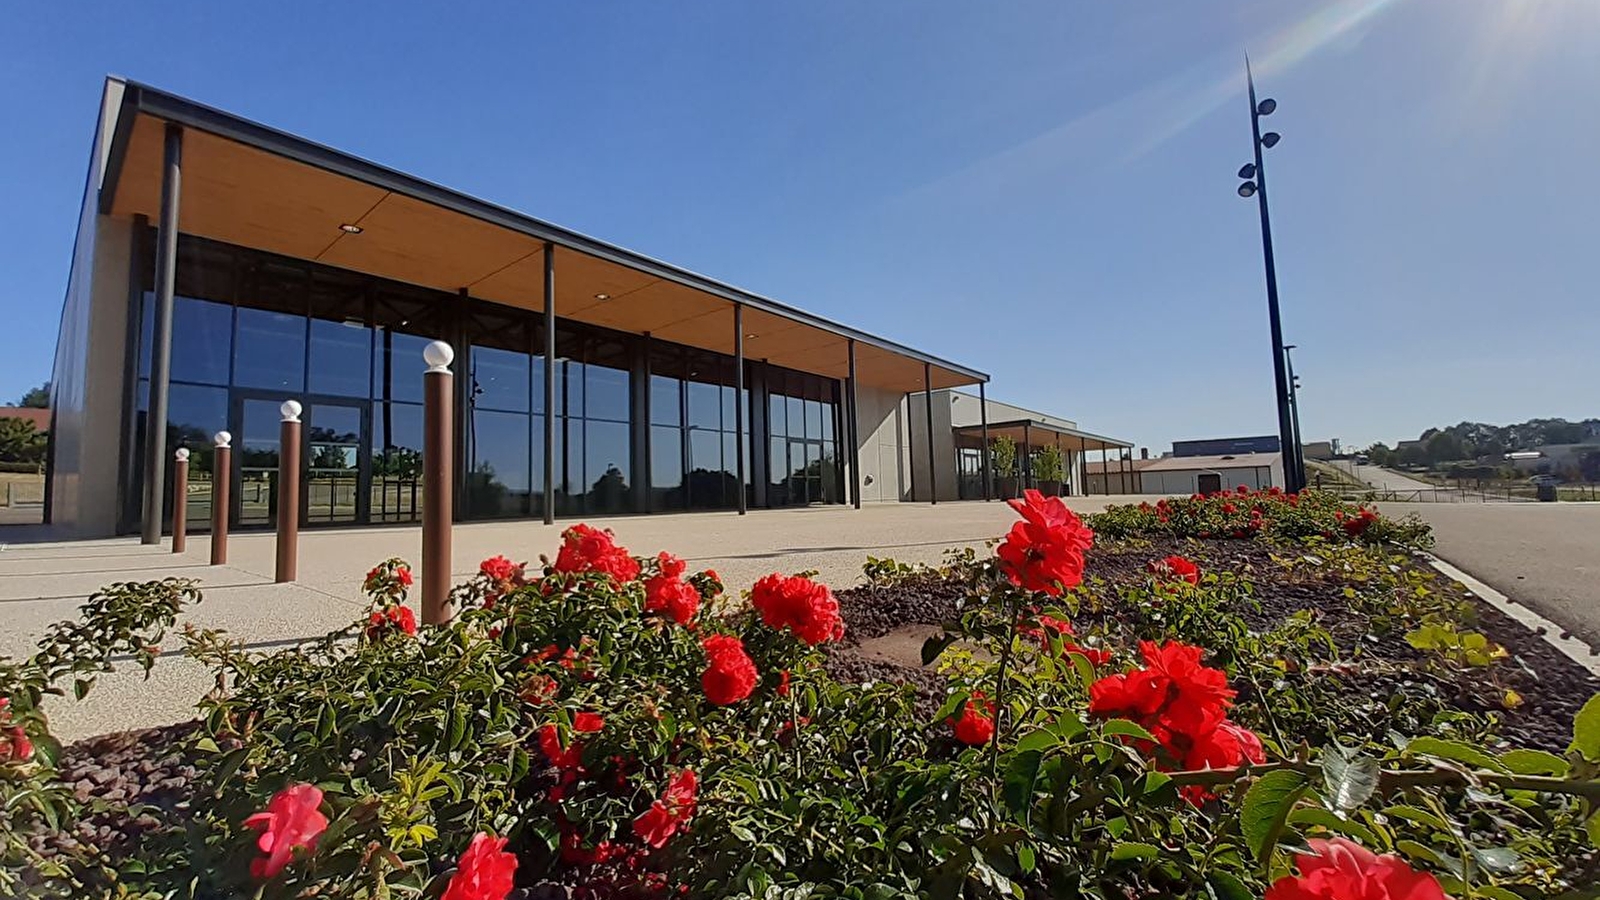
top-left (2, 490), bottom-right (1598, 899)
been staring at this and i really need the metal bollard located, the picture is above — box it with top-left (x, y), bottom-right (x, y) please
top-left (211, 431), bottom-right (231, 565)
top-left (171, 448), bottom-right (190, 553)
top-left (276, 401), bottom-right (301, 583)
top-left (421, 341), bottom-right (454, 624)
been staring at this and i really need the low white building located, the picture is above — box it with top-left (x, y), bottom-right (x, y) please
top-left (1137, 452), bottom-right (1284, 495)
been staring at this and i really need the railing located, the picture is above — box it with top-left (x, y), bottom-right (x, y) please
top-left (1333, 482), bottom-right (1599, 503)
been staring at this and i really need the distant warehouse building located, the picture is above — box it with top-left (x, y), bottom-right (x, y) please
top-left (1138, 453), bottom-right (1284, 495)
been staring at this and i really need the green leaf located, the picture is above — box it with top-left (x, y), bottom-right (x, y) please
top-left (1498, 748), bottom-right (1568, 777)
top-left (1287, 807), bottom-right (1379, 843)
top-left (1472, 846), bottom-right (1522, 875)
top-left (1586, 811), bottom-right (1600, 848)
top-left (1322, 748), bottom-right (1379, 811)
top-left (1206, 871), bottom-right (1253, 900)
top-left (1101, 719), bottom-right (1158, 744)
top-left (1571, 694), bottom-right (1600, 762)
top-left (1241, 769), bottom-right (1310, 864)
top-left (730, 823), bottom-right (758, 843)
top-left (1015, 729), bottom-right (1057, 754)
top-left (73, 678), bottom-right (92, 701)
top-left (1110, 842), bottom-right (1160, 861)
top-left (1383, 804), bottom-right (1452, 833)
top-left (1016, 844), bottom-right (1036, 874)
top-left (1001, 750), bottom-right (1043, 821)
top-left (1404, 737), bottom-right (1507, 772)
top-left (921, 633), bottom-right (958, 666)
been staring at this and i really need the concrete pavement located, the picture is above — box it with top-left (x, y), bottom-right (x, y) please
top-left (1, 497), bottom-right (1143, 741)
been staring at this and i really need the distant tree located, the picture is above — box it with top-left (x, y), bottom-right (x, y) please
top-left (1424, 431), bottom-right (1467, 464)
top-left (1580, 450), bottom-right (1600, 483)
top-left (1364, 442), bottom-right (1393, 465)
top-left (0, 418), bottom-right (47, 465)
top-left (16, 381), bottom-right (49, 409)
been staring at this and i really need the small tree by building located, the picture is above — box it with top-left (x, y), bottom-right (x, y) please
top-left (16, 381), bottom-right (49, 409)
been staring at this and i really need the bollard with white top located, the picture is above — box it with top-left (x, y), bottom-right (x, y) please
top-left (422, 341), bottom-right (454, 624)
top-left (171, 448), bottom-right (190, 553)
top-left (211, 431), bottom-right (231, 565)
top-left (276, 401), bottom-right (301, 583)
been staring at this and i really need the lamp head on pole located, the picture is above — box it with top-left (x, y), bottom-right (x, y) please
top-left (280, 399), bottom-right (302, 423)
top-left (175, 448), bottom-right (190, 462)
top-left (423, 340), bottom-right (455, 374)
top-left (214, 430), bottom-right (232, 448)
top-left (1237, 181), bottom-right (1258, 198)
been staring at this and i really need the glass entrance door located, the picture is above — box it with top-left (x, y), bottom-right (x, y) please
top-left (232, 394), bottom-right (371, 528)
top-left (304, 401), bottom-right (369, 525)
top-left (235, 397), bottom-right (284, 528)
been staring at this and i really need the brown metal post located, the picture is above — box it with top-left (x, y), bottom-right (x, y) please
top-left (275, 401), bottom-right (301, 583)
top-left (211, 431), bottom-right (231, 565)
top-left (171, 449), bottom-right (189, 553)
top-left (422, 341), bottom-right (455, 624)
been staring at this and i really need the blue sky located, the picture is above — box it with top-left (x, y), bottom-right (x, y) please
top-left (4, 1), bottom-right (1597, 453)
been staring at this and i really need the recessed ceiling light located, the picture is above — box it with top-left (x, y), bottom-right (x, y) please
top-left (339, 223), bottom-right (363, 234)
top-left (745, 333), bottom-right (758, 339)
top-left (594, 293), bottom-right (611, 302)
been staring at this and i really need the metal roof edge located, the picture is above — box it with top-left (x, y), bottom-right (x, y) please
top-left (111, 79), bottom-right (987, 383)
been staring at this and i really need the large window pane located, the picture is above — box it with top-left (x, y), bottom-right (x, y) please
top-left (805, 399), bottom-right (823, 441)
top-left (769, 437), bottom-right (789, 506)
top-left (821, 401), bottom-right (836, 441)
top-left (651, 425), bottom-right (684, 510)
top-left (235, 308), bottom-right (306, 392)
top-left (769, 394), bottom-right (786, 438)
top-left (170, 297), bottom-right (234, 386)
top-left (471, 345), bottom-right (530, 413)
top-left (687, 380), bottom-right (721, 430)
top-left (650, 375), bottom-right (681, 426)
top-left (721, 385), bottom-right (739, 435)
top-left (689, 429), bottom-right (726, 509)
top-left (467, 409), bottom-right (531, 518)
top-left (585, 362), bottom-right (630, 423)
top-left (787, 396), bottom-right (804, 439)
top-left (585, 420), bottom-right (631, 514)
top-left (164, 383), bottom-right (229, 527)
top-left (373, 330), bottom-right (432, 405)
top-left (309, 318), bottom-right (372, 398)
top-left (557, 419), bottom-right (585, 515)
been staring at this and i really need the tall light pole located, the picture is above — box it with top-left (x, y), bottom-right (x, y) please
top-left (1236, 59), bottom-right (1304, 492)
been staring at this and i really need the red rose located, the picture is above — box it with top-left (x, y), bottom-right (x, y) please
top-left (1089, 641), bottom-right (1235, 741)
top-left (749, 573), bottom-right (845, 645)
top-left (1221, 502), bottom-right (1237, 514)
top-left (1237, 485), bottom-right (1250, 495)
top-left (553, 524), bottom-right (641, 582)
top-left (996, 490), bottom-right (1094, 596)
top-left (479, 555), bottom-right (521, 583)
top-left (573, 711), bottom-right (605, 733)
top-left (645, 572), bottom-right (701, 626)
top-left (656, 551), bottom-right (687, 580)
top-left (949, 696), bottom-right (995, 746)
top-left (633, 769), bottom-right (697, 849)
top-left (243, 783), bottom-right (328, 880)
top-left (441, 832), bottom-right (518, 900)
top-left (1342, 508), bottom-right (1378, 537)
top-left (364, 605), bottom-right (417, 640)
top-left (1179, 718), bottom-right (1266, 804)
top-left (700, 635), bottom-right (758, 705)
top-left (1147, 555), bottom-right (1200, 585)
top-left (520, 674), bottom-right (557, 706)
top-left (776, 670), bottom-right (791, 697)
top-left (538, 724), bottom-right (584, 770)
top-left (395, 565), bottom-right (413, 587)
top-left (1265, 837), bottom-right (1447, 900)
top-left (2, 725), bottom-right (33, 763)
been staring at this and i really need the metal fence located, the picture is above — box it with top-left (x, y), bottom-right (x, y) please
top-left (1333, 483), bottom-right (1600, 504)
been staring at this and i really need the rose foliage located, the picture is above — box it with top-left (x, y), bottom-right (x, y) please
top-left (2, 500), bottom-right (1599, 899)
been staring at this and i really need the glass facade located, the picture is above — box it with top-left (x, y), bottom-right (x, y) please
top-left (125, 234), bottom-right (846, 532)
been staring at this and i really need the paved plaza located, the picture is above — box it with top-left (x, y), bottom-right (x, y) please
top-left (1, 497), bottom-right (1140, 741)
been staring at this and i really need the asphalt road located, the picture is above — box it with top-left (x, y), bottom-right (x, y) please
top-left (1381, 501), bottom-right (1600, 651)
top-left (1343, 463), bottom-right (1437, 492)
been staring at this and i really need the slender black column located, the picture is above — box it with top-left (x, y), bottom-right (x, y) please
top-left (978, 382), bottom-right (991, 501)
top-left (847, 339), bottom-right (861, 510)
top-left (923, 364), bottom-right (937, 504)
top-left (542, 242), bottom-right (556, 525)
top-left (734, 305), bottom-right (747, 515)
top-left (1022, 423), bottom-right (1032, 492)
top-left (141, 124), bottom-right (182, 545)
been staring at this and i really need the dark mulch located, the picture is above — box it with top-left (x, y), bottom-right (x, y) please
top-left (825, 538), bottom-right (1600, 754)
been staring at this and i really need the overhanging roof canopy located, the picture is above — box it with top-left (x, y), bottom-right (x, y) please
top-left (98, 79), bottom-right (986, 394)
top-left (952, 419), bottom-right (1130, 452)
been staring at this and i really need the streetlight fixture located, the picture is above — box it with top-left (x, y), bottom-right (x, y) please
top-left (1236, 58), bottom-right (1305, 493)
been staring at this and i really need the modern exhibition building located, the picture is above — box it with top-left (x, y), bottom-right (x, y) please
top-left (46, 77), bottom-right (1130, 538)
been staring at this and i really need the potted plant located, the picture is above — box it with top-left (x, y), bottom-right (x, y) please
top-left (1034, 445), bottom-right (1065, 496)
top-left (992, 436), bottom-right (1018, 498)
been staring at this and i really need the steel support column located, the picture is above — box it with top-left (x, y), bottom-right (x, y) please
top-left (847, 339), bottom-right (861, 510)
top-left (734, 305), bottom-right (747, 515)
top-left (542, 242), bottom-right (556, 525)
top-left (978, 381), bottom-right (991, 501)
top-left (141, 124), bottom-right (183, 545)
top-left (923, 363), bottom-right (937, 504)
